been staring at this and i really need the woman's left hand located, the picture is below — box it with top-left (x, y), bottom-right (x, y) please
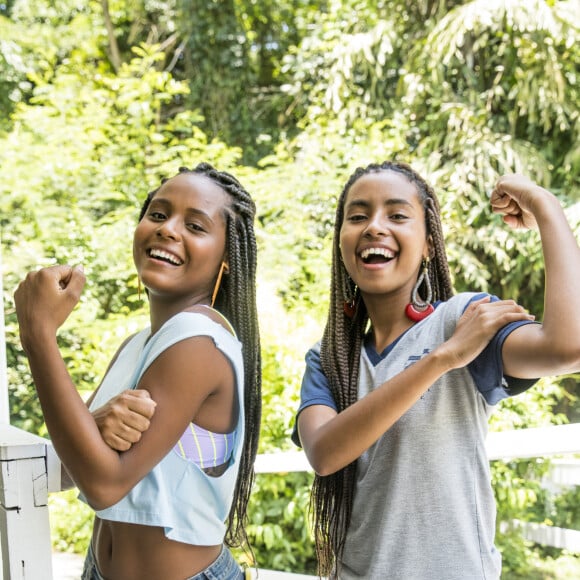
top-left (93, 389), bottom-right (157, 452)
top-left (14, 264), bottom-right (85, 351)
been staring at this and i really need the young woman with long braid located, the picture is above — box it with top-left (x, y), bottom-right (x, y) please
top-left (293, 162), bottom-right (580, 579)
top-left (14, 163), bottom-right (261, 580)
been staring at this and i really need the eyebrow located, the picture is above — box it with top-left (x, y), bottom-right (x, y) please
top-left (149, 197), bottom-right (216, 224)
top-left (345, 198), bottom-right (414, 210)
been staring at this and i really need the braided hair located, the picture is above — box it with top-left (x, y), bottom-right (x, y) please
top-left (139, 162), bottom-right (261, 549)
top-left (314, 161), bottom-right (454, 574)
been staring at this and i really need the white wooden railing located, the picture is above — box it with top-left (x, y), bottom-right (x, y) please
top-left (1, 423), bottom-right (579, 579)
top-left (0, 424), bottom-right (56, 579)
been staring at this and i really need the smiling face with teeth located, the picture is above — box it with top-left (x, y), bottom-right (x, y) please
top-left (133, 172), bottom-right (229, 311)
top-left (339, 170), bottom-right (431, 309)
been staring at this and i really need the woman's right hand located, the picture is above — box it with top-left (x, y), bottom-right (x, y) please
top-left (14, 265), bottom-right (85, 353)
top-left (439, 296), bottom-right (534, 370)
top-left (92, 389), bottom-right (157, 452)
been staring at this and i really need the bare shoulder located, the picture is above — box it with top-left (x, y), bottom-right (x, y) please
top-left (183, 304), bottom-right (235, 336)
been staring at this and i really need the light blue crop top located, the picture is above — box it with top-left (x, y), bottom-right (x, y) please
top-left (82, 310), bottom-right (245, 546)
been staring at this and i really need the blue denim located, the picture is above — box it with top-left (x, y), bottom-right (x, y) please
top-left (81, 544), bottom-right (103, 580)
top-left (82, 542), bottom-right (244, 580)
top-left (185, 546), bottom-right (244, 580)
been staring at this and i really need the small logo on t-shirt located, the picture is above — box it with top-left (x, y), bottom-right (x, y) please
top-left (403, 348), bottom-right (433, 399)
top-left (403, 348), bottom-right (431, 370)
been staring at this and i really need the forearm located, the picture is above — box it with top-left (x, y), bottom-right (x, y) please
top-left (302, 346), bottom-right (453, 475)
top-left (14, 266), bottom-right (130, 506)
top-left (24, 336), bottom-right (122, 499)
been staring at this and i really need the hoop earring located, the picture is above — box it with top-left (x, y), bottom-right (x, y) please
top-left (343, 273), bottom-right (358, 319)
top-left (211, 261), bottom-right (229, 307)
top-left (137, 278), bottom-right (143, 301)
top-left (405, 258), bottom-right (434, 322)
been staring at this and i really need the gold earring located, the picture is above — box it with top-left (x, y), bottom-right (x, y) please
top-left (138, 278), bottom-right (143, 301)
top-left (211, 261), bottom-right (229, 307)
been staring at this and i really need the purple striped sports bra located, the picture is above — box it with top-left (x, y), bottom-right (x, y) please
top-left (172, 423), bottom-right (236, 469)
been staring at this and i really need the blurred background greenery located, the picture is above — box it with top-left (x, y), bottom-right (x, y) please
top-left (1, 0), bottom-right (579, 576)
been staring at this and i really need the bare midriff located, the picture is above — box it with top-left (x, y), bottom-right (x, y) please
top-left (93, 517), bottom-right (222, 580)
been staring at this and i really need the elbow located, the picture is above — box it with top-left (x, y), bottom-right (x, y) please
top-left (315, 464), bottom-right (340, 477)
top-left (88, 495), bottom-right (117, 513)
top-left (77, 479), bottom-right (127, 511)
top-left (305, 449), bottom-right (342, 477)
top-left (85, 491), bottom-right (123, 512)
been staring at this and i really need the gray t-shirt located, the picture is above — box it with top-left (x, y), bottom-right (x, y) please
top-left (295, 293), bottom-right (537, 579)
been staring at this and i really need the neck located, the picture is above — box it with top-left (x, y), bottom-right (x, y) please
top-left (363, 291), bottom-right (415, 353)
top-left (148, 294), bottom-right (211, 335)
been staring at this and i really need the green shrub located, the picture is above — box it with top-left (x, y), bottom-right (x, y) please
top-left (49, 489), bottom-right (93, 555)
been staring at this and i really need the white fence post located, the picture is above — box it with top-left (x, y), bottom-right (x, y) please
top-left (0, 424), bottom-right (54, 580)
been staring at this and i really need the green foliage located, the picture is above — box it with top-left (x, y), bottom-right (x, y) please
top-left (1, 0), bottom-right (579, 574)
top-left (551, 485), bottom-right (580, 531)
top-left (0, 32), bottom-right (241, 430)
top-left (49, 490), bottom-right (94, 554)
top-left (232, 282), bottom-right (319, 569)
top-left (492, 457), bottom-right (562, 577)
top-left (0, 21), bottom-right (28, 130)
top-left (490, 377), bottom-right (579, 578)
top-left (236, 471), bottom-right (317, 572)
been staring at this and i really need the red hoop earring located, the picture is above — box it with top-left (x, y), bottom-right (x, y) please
top-left (405, 302), bottom-right (434, 322)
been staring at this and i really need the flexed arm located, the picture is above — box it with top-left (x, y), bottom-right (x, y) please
top-left (14, 265), bottom-right (107, 479)
top-left (491, 175), bottom-right (580, 377)
top-left (299, 298), bottom-right (534, 475)
top-left (14, 265), bottom-right (232, 509)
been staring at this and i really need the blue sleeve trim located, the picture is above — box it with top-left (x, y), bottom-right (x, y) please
top-left (466, 295), bottom-right (538, 404)
top-left (291, 343), bottom-right (337, 447)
